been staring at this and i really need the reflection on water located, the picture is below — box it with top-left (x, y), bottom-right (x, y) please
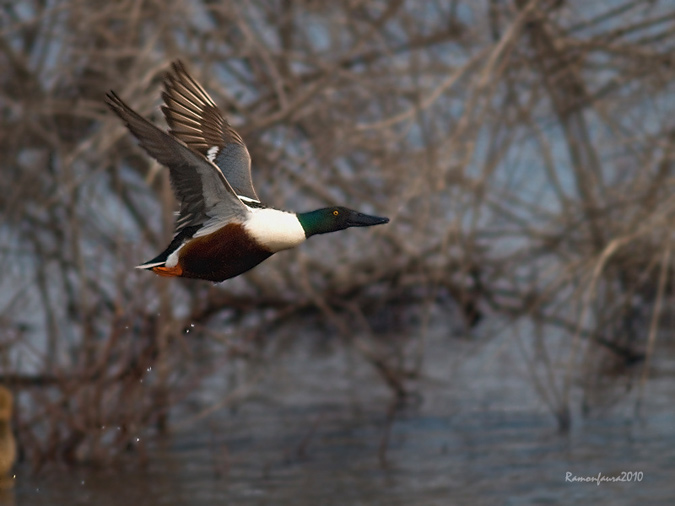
top-left (10, 329), bottom-right (675, 505)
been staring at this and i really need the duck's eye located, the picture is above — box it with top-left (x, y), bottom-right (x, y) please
top-left (333, 210), bottom-right (339, 216)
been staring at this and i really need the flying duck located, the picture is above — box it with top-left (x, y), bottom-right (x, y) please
top-left (105, 61), bottom-right (389, 282)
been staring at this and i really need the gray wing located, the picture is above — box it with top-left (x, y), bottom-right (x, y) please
top-left (161, 61), bottom-right (259, 202)
top-left (105, 91), bottom-right (247, 236)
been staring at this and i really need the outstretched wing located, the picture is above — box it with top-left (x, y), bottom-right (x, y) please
top-left (161, 61), bottom-right (259, 202)
top-left (105, 91), bottom-right (247, 236)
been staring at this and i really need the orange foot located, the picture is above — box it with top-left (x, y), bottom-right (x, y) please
top-left (152, 264), bottom-right (183, 277)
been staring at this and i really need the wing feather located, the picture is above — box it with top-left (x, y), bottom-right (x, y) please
top-left (161, 61), bottom-right (259, 201)
top-left (105, 91), bottom-right (247, 236)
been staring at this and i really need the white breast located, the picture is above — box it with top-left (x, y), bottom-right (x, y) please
top-left (244, 208), bottom-right (306, 252)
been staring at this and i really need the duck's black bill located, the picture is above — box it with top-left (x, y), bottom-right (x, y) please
top-left (347, 212), bottom-right (390, 227)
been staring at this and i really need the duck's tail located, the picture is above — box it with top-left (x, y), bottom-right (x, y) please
top-left (136, 260), bottom-right (183, 277)
top-left (135, 260), bottom-right (165, 270)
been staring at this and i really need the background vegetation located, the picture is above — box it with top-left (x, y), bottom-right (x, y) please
top-left (1, 0), bottom-right (675, 468)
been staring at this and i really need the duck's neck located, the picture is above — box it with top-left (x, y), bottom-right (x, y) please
top-left (296, 209), bottom-right (331, 237)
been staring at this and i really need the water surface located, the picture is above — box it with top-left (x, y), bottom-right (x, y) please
top-left (9, 329), bottom-right (674, 505)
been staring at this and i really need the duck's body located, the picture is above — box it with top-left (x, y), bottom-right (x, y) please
top-left (106, 61), bottom-right (388, 283)
top-left (149, 211), bottom-right (302, 281)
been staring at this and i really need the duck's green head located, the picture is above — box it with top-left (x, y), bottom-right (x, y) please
top-left (297, 207), bottom-right (389, 238)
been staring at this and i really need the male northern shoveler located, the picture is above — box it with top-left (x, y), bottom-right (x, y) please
top-left (105, 61), bottom-right (389, 283)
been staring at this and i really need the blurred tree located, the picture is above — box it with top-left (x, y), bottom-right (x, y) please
top-left (1, 0), bottom-right (675, 465)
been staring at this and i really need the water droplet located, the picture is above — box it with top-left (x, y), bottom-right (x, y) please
top-left (136, 437), bottom-right (141, 443)
top-left (190, 323), bottom-right (195, 328)
top-left (146, 367), bottom-right (152, 372)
